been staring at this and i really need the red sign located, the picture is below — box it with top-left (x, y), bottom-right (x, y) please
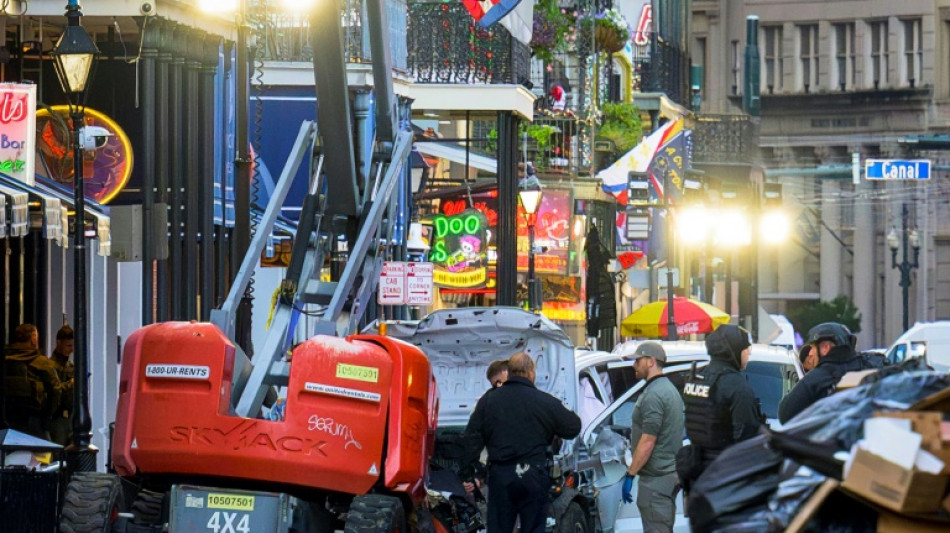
top-left (634, 4), bottom-right (653, 46)
top-left (517, 188), bottom-right (573, 276)
top-left (0, 84), bottom-right (36, 185)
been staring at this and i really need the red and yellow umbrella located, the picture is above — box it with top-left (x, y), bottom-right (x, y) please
top-left (621, 297), bottom-right (730, 338)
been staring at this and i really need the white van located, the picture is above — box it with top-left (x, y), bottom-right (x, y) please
top-left (885, 321), bottom-right (950, 370)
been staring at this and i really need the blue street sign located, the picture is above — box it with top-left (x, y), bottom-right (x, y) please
top-left (865, 159), bottom-right (931, 180)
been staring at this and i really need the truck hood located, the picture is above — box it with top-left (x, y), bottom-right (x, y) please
top-left (383, 307), bottom-right (578, 428)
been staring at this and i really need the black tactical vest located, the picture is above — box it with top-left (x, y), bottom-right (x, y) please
top-left (683, 371), bottom-right (733, 450)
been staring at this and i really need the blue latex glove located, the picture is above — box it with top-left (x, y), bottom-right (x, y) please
top-left (621, 474), bottom-right (634, 504)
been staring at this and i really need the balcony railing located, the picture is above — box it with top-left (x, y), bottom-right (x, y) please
top-left (689, 115), bottom-right (760, 164)
top-left (407, 1), bottom-right (530, 84)
top-left (249, 0), bottom-right (408, 70)
top-left (631, 33), bottom-right (689, 109)
top-left (524, 114), bottom-right (585, 175)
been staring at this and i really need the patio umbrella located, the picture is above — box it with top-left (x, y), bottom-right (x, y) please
top-left (621, 297), bottom-right (730, 338)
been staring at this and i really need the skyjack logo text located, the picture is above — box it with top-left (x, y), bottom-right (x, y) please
top-left (169, 420), bottom-right (328, 456)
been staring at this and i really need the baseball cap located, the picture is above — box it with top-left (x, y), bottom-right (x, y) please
top-left (633, 341), bottom-right (667, 363)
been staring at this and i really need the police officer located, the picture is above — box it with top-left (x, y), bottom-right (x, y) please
top-left (48, 325), bottom-right (76, 445)
top-left (460, 352), bottom-right (581, 533)
top-left (778, 322), bottom-right (876, 424)
top-left (680, 324), bottom-right (762, 490)
top-left (3, 323), bottom-right (63, 440)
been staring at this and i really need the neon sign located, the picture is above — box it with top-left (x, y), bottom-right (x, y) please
top-left (36, 106), bottom-right (134, 204)
top-left (0, 84), bottom-right (36, 186)
top-left (430, 209), bottom-right (488, 288)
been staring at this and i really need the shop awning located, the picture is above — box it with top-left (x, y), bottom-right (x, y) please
top-left (0, 175), bottom-right (110, 255)
top-left (415, 142), bottom-right (497, 174)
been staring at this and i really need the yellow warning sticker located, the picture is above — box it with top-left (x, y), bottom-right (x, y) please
top-left (336, 363), bottom-right (379, 383)
top-left (207, 493), bottom-right (255, 511)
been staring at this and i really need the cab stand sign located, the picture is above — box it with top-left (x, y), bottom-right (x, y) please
top-left (378, 261), bottom-right (433, 306)
top-left (170, 485), bottom-right (292, 533)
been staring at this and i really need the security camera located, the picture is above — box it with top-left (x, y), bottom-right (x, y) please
top-left (79, 126), bottom-right (113, 151)
top-left (140, 2), bottom-right (156, 16)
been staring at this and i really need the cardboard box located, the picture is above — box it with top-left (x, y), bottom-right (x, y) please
top-left (874, 411), bottom-right (950, 475)
top-left (836, 369), bottom-right (877, 390)
top-left (877, 509), bottom-right (950, 533)
top-left (843, 445), bottom-right (949, 513)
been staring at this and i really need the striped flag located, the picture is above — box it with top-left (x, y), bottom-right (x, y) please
top-left (462, 0), bottom-right (526, 27)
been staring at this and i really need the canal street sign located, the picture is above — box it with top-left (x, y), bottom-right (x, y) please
top-left (865, 159), bottom-right (931, 180)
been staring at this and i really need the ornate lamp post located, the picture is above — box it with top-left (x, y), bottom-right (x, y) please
top-left (51, 0), bottom-right (99, 472)
top-left (518, 177), bottom-right (543, 312)
top-left (887, 203), bottom-right (920, 333)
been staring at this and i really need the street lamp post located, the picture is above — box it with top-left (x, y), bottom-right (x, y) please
top-left (52, 0), bottom-right (99, 473)
top-left (887, 203), bottom-right (920, 332)
top-left (518, 178), bottom-right (543, 312)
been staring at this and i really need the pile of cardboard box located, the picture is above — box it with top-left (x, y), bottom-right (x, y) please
top-left (789, 378), bottom-right (950, 531)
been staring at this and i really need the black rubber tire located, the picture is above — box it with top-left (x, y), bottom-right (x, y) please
top-left (59, 473), bottom-right (125, 533)
top-left (556, 502), bottom-right (589, 533)
top-left (130, 489), bottom-right (165, 525)
top-left (344, 494), bottom-right (407, 533)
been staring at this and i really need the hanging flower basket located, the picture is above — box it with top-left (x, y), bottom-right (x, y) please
top-left (577, 8), bottom-right (630, 55)
top-left (595, 25), bottom-right (624, 53)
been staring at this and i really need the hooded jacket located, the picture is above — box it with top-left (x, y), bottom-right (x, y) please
top-left (4, 341), bottom-right (63, 419)
top-left (701, 326), bottom-right (762, 444)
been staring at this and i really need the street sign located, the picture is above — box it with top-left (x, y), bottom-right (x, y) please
top-left (406, 262), bottom-right (434, 306)
top-left (378, 261), bottom-right (407, 305)
top-left (865, 159), bottom-right (931, 180)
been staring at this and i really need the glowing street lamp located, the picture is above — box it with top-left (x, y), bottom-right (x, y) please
top-left (52, 0), bottom-right (99, 473)
top-left (518, 178), bottom-right (543, 311)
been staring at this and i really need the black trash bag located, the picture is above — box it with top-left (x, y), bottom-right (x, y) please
top-left (694, 370), bottom-right (950, 532)
top-left (686, 435), bottom-right (784, 532)
top-left (780, 368), bottom-right (950, 448)
top-left (761, 429), bottom-right (843, 479)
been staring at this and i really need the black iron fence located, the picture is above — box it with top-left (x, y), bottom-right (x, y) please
top-left (633, 38), bottom-right (689, 108)
top-left (407, 1), bottom-right (531, 84)
top-left (248, 0), bottom-right (408, 69)
top-left (689, 114), bottom-right (760, 164)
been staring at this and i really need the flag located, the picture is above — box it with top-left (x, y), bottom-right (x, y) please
top-left (648, 121), bottom-right (689, 204)
top-left (596, 118), bottom-right (680, 204)
top-left (462, 0), bottom-right (526, 28)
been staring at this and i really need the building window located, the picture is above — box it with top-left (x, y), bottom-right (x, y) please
top-left (762, 26), bottom-right (783, 93)
top-left (798, 24), bottom-right (819, 92)
top-left (732, 40), bottom-right (741, 95)
top-left (902, 18), bottom-right (922, 87)
top-left (833, 23), bottom-right (856, 90)
top-left (869, 20), bottom-right (888, 89)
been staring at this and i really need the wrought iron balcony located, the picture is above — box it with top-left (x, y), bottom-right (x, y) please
top-left (407, 1), bottom-right (530, 84)
top-left (523, 114), bottom-right (585, 176)
top-left (689, 114), bottom-right (760, 165)
top-left (248, 0), bottom-right (408, 70)
top-left (632, 33), bottom-right (689, 109)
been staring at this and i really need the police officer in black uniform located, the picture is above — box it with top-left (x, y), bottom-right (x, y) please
top-left (460, 352), bottom-right (581, 533)
top-left (679, 324), bottom-right (762, 491)
top-left (778, 322), bottom-right (878, 424)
